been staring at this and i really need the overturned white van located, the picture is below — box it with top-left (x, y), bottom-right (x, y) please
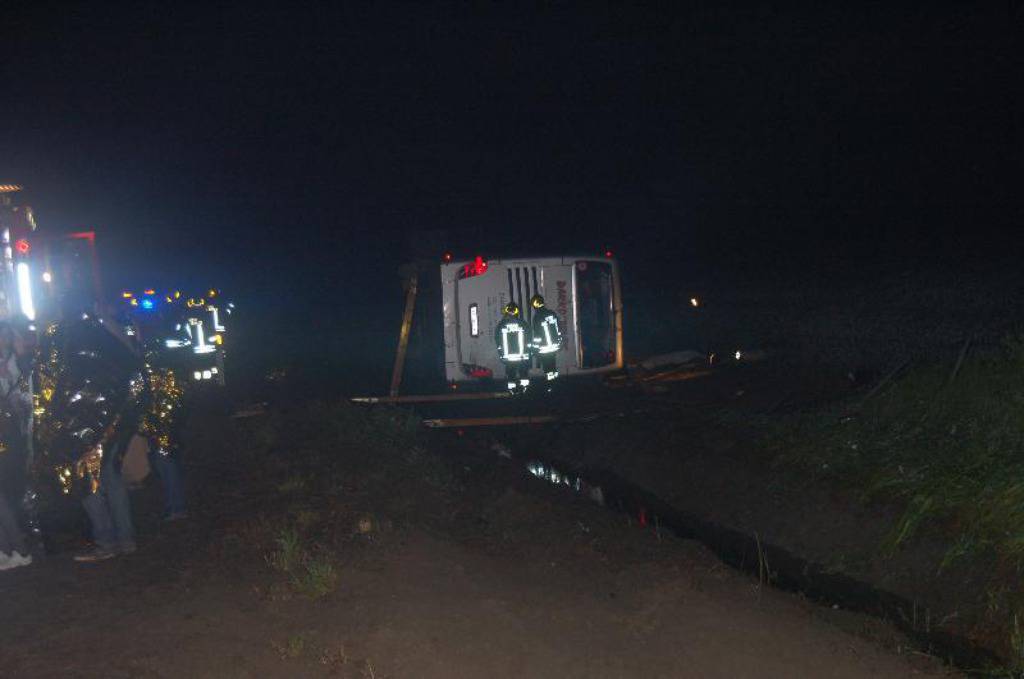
top-left (441, 255), bottom-right (623, 384)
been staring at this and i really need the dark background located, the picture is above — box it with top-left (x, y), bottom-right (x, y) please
top-left (2, 3), bottom-right (1021, 390)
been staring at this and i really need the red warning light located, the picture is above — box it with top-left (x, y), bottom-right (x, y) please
top-left (604, 249), bottom-right (614, 258)
top-left (14, 239), bottom-right (30, 255)
top-left (442, 252), bottom-right (453, 263)
top-left (459, 255), bottom-right (488, 279)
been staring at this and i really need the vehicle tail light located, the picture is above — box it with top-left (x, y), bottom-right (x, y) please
top-left (462, 364), bottom-right (493, 379)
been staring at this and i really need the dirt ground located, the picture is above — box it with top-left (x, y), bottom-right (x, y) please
top-left (0, 399), bottom-right (956, 678)
top-left (503, 361), bottom-right (1003, 663)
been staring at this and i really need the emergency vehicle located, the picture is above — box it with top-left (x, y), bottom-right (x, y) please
top-left (0, 184), bottom-right (108, 327)
top-left (441, 254), bottom-right (623, 384)
top-left (0, 184), bottom-right (39, 323)
top-left (122, 288), bottom-right (232, 386)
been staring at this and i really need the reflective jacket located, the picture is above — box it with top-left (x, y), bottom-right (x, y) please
top-left (495, 316), bottom-right (530, 363)
top-left (531, 308), bottom-right (563, 355)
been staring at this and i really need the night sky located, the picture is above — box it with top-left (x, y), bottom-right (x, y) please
top-left (1, 3), bottom-right (1021, 305)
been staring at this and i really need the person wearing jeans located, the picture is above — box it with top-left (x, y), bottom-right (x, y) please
top-left (76, 429), bottom-right (136, 561)
top-left (30, 313), bottom-right (145, 563)
top-left (142, 366), bottom-right (187, 521)
top-left (148, 449), bottom-right (186, 519)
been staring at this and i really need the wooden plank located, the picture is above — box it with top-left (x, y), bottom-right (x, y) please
top-left (389, 274), bottom-right (418, 397)
top-left (422, 415), bottom-right (559, 428)
top-left (642, 368), bottom-right (713, 383)
top-left (351, 391), bottom-right (512, 404)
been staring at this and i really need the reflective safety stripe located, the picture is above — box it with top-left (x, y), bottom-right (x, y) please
top-left (533, 315), bottom-right (562, 354)
top-left (500, 323), bottom-right (530, 361)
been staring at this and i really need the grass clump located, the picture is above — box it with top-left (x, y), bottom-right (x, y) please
top-left (772, 334), bottom-right (1024, 568)
top-left (291, 556), bottom-right (340, 599)
top-left (266, 527), bottom-right (304, 573)
top-left (272, 633), bottom-right (307, 659)
top-left (265, 525), bottom-right (340, 599)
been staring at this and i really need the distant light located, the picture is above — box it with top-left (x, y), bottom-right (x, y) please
top-left (16, 262), bottom-right (35, 321)
top-left (442, 252), bottom-right (453, 263)
top-left (141, 299), bottom-right (155, 310)
top-left (202, 369), bottom-right (212, 380)
top-left (143, 289), bottom-right (155, 295)
top-left (42, 271), bottom-right (52, 283)
top-left (130, 298), bottom-right (139, 306)
top-left (208, 289), bottom-right (217, 297)
top-left (174, 290), bottom-right (181, 299)
top-left (604, 249), bottom-right (614, 258)
top-left (690, 297), bottom-right (699, 308)
top-left (14, 239), bottom-right (30, 255)
top-left (193, 371), bottom-right (202, 381)
top-left (735, 350), bottom-right (742, 360)
top-left (122, 291), bottom-right (133, 298)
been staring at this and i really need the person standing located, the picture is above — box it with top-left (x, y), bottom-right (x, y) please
top-left (529, 295), bottom-right (563, 383)
top-left (0, 322), bottom-right (32, 570)
top-left (141, 363), bottom-right (187, 521)
top-left (495, 302), bottom-right (531, 393)
top-left (127, 306), bottom-right (189, 522)
top-left (34, 314), bottom-right (145, 562)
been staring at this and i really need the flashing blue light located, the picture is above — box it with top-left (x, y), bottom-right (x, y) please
top-left (141, 298), bottom-right (155, 310)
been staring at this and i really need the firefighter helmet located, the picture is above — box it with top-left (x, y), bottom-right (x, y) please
top-left (530, 295), bottom-right (546, 309)
top-left (503, 302), bottom-right (520, 317)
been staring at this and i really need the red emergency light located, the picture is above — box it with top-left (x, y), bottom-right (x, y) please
top-left (459, 255), bottom-right (488, 279)
top-left (604, 249), bottom-right (614, 258)
top-left (14, 239), bottom-right (30, 255)
top-left (442, 252), bottom-right (453, 263)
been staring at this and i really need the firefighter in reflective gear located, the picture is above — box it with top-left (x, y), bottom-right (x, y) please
top-left (529, 295), bottom-right (563, 381)
top-left (495, 302), bottom-right (531, 392)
